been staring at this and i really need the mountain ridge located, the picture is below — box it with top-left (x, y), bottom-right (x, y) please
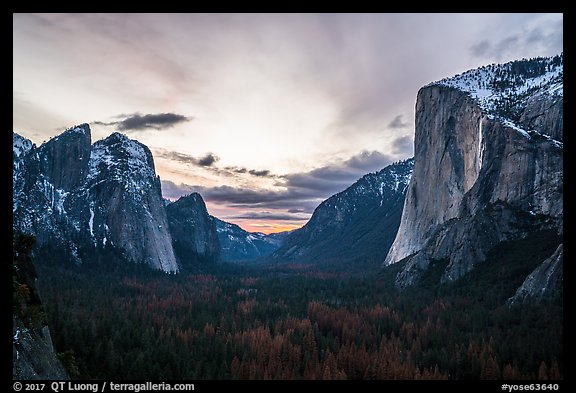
top-left (213, 217), bottom-right (290, 262)
top-left (13, 124), bottom-right (179, 273)
top-left (271, 158), bottom-right (414, 268)
top-left (165, 192), bottom-right (221, 269)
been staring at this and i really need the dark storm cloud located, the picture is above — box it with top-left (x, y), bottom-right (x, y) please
top-left (194, 185), bottom-right (317, 206)
top-left (197, 153), bottom-right (219, 167)
top-left (154, 148), bottom-right (277, 178)
top-left (288, 208), bottom-right (308, 214)
top-left (388, 115), bottom-right (409, 129)
top-left (224, 167), bottom-right (275, 178)
top-left (249, 169), bottom-right (271, 177)
top-left (95, 113), bottom-right (192, 131)
top-left (229, 212), bottom-right (309, 221)
top-left (153, 148), bottom-right (219, 167)
top-left (161, 180), bottom-right (322, 214)
top-left (160, 150), bottom-right (395, 215)
top-left (392, 136), bottom-right (413, 156)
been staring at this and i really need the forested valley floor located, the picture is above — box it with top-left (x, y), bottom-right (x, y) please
top-left (36, 230), bottom-right (562, 380)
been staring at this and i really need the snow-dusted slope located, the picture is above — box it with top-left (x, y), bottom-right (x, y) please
top-left (272, 158), bottom-right (414, 267)
top-left (81, 132), bottom-right (178, 272)
top-left (13, 133), bottom-right (33, 158)
top-left (431, 54), bottom-right (563, 124)
top-left (89, 133), bottom-right (157, 188)
top-left (214, 217), bottom-right (289, 262)
top-left (428, 54), bottom-right (563, 147)
top-left (13, 125), bottom-right (178, 273)
top-left (13, 133), bottom-right (34, 213)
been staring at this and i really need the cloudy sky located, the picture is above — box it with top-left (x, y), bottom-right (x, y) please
top-left (13, 13), bottom-right (563, 233)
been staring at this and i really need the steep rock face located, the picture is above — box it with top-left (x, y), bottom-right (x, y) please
top-left (78, 133), bottom-right (178, 272)
top-left (37, 124), bottom-right (92, 191)
top-left (13, 133), bottom-right (34, 158)
top-left (384, 88), bottom-right (483, 265)
top-left (13, 127), bottom-right (92, 247)
top-left (519, 87), bottom-right (563, 141)
top-left (13, 317), bottom-right (68, 380)
top-left (214, 218), bottom-right (289, 262)
top-left (13, 133), bottom-right (34, 214)
top-left (507, 244), bottom-right (563, 305)
top-left (273, 159), bottom-right (413, 266)
top-left (13, 125), bottom-right (178, 273)
top-left (385, 55), bottom-right (563, 290)
top-left (166, 193), bottom-right (220, 269)
top-left (13, 234), bottom-right (68, 380)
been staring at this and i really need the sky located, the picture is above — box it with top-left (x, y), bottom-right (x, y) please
top-left (13, 13), bottom-right (563, 233)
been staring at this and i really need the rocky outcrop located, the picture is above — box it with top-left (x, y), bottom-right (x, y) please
top-left (13, 233), bottom-right (68, 380)
top-left (384, 88), bottom-right (484, 266)
top-left (507, 244), bottom-right (563, 305)
top-left (214, 217), bottom-right (289, 262)
top-left (12, 128), bottom-right (92, 247)
top-left (519, 88), bottom-right (563, 141)
top-left (13, 133), bottom-right (34, 216)
top-left (37, 124), bottom-right (92, 191)
top-left (166, 193), bottom-right (220, 269)
top-left (385, 56), bottom-right (563, 290)
top-left (13, 125), bottom-right (179, 273)
top-left (272, 159), bottom-right (413, 267)
top-left (79, 133), bottom-right (178, 272)
top-left (13, 317), bottom-right (69, 380)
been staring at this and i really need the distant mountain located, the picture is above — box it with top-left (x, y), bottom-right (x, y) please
top-left (13, 125), bottom-right (285, 272)
top-left (386, 54), bottom-right (563, 296)
top-left (165, 193), bottom-right (220, 269)
top-left (13, 125), bottom-right (179, 272)
top-left (213, 217), bottom-right (290, 262)
top-left (271, 159), bottom-right (414, 268)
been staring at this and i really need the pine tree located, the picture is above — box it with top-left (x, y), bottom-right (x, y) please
top-left (538, 361), bottom-right (549, 380)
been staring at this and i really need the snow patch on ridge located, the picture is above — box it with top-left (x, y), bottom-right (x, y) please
top-left (89, 205), bottom-right (95, 237)
top-left (13, 133), bottom-right (33, 158)
top-left (430, 55), bottom-right (563, 130)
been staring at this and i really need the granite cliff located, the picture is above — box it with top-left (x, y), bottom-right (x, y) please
top-left (385, 55), bottom-right (563, 295)
top-left (166, 193), bottom-right (221, 269)
top-left (13, 125), bottom-right (179, 272)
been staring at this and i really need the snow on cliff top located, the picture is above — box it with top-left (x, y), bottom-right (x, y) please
top-left (429, 54), bottom-right (563, 117)
top-left (13, 133), bottom-right (33, 158)
top-left (89, 132), bottom-right (156, 184)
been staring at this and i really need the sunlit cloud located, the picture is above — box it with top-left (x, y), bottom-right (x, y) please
top-left (14, 13), bottom-right (562, 232)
